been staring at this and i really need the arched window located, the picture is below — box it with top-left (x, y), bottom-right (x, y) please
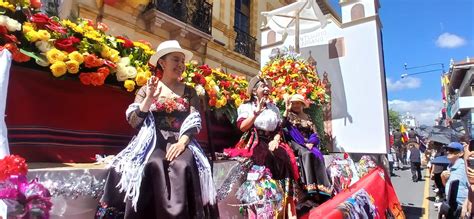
top-left (267, 31), bottom-right (276, 44)
top-left (351, 4), bottom-right (365, 21)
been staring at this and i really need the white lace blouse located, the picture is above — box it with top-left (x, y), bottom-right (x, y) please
top-left (237, 102), bottom-right (281, 131)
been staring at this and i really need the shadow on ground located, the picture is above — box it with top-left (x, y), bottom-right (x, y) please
top-left (402, 205), bottom-right (425, 218)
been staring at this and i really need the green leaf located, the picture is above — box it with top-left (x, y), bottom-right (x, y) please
top-left (19, 49), bottom-right (47, 63)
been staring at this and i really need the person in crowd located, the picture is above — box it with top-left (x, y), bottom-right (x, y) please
top-left (388, 146), bottom-right (398, 176)
top-left (97, 40), bottom-right (218, 218)
top-left (431, 141), bottom-right (448, 203)
top-left (225, 75), bottom-right (298, 217)
top-left (406, 142), bottom-right (423, 182)
top-left (408, 128), bottom-right (418, 143)
top-left (393, 129), bottom-right (405, 167)
top-left (281, 94), bottom-right (332, 196)
top-left (438, 142), bottom-right (469, 211)
top-left (461, 138), bottom-right (474, 218)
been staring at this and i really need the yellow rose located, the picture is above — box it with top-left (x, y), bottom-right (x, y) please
top-left (235, 98), bottom-right (242, 107)
top-left (68, 51), bottom-right (84, 64)
top-left (65, 60), bottom-right (80, 74)
top-left (124, 79), bottom-right (136, 92)
top-left (135, 72), bottom-right (148, 86)
top-left (37, 30), bottom-right (50, 41)
top-left (25, 31), bottom-right (39, 42)
top-left (46, 49), bottom-right (67, 64)
top-left (50, 61), bottom-right (67, 77)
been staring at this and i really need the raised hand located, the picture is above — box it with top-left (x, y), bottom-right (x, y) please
top-left (254, 96), bottom-right (266, 116)
top-left (146, 76), bottom-right (162, 99)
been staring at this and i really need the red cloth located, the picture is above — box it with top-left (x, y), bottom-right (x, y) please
top-left (301, 167), bottom-right (404, 219)
top-left (6, 65), bottom-right (136, 162)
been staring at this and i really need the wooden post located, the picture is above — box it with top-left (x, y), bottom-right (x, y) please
top-left (295, 11), bottom-right (300, 53)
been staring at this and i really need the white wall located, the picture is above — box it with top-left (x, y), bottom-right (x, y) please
top-left (261, 9), bottom-right (389, 153)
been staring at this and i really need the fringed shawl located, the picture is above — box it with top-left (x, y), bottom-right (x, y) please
top-left (109, 103), bottom-right (215, 210)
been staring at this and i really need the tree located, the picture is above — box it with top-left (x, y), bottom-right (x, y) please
top-left (388, 109), bottom-right (401, 130)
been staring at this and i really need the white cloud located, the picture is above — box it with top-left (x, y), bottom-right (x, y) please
top-left (436, 32), bottom-right (467, 48)
top-left (389, 99), bottom-right (443, 125)
top-left (386, 77), bottom-right (421, 91)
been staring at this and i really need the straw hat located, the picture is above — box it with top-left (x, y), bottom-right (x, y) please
top-left (289, 94), bottom-right (309, 108)
top-left (247, 75), bottom-right (272, 97)
top-left (148, 40), bottom-right (193, 65)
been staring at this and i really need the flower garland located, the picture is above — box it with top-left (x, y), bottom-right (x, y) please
top-left (0, 0), bottom-right (153, 92)
top-left (260, 51), bottom-right (329, 107)
top-left (181, 61), bottom-right (249, 121)
top-left (0, 155), bottom-right (52, 219)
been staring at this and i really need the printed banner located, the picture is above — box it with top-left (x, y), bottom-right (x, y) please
top-left (303, 167), bottom-right (405, 219)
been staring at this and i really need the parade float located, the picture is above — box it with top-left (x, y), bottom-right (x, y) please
top-left (0, 0), bottom-right (403, 218)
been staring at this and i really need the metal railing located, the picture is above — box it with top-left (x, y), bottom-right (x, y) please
top-left (234, 27), bottom-right (256, 60)
top-left (148, 0), bottom-right (212, 35)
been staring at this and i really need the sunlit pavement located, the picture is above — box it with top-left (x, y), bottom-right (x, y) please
top-left (390, 165), bottom-right (439, 219)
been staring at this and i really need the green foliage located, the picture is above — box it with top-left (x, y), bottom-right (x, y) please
top-left (305, 105), bottom-right (330, 154)
top-left (388, 109), bottom-right (401, 130)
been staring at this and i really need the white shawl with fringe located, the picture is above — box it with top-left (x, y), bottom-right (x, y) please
top-left (109, 103), bottom-right (216, 210)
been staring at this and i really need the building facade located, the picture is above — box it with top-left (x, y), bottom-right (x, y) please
top-left (53, 0), bottom-right (296, 78)
top-left (446, 57), bottom-right (474, 139)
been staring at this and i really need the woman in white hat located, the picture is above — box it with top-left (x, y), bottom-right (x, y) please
top-left (98, 40), bottom-right (218, 218)
top-left (282, 94), bottom-right (332, 203)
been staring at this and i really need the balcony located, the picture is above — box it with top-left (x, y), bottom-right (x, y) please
top-left (147, 0), bottom-right (212, 34)
top-left (449, 96), bottom-right (474, 119)
top-left (143, 0), bottom-right (212, 50)
top-left (234, 27), bottom-right (256, 60)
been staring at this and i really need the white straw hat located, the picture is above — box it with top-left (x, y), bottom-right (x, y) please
top-left (148, 40), bottom-right (193, 65)
top-left (289, 94), bottom-right (310, 108)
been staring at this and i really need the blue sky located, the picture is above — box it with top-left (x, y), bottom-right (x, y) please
top-left (329, 0), bottom-right (474, 125)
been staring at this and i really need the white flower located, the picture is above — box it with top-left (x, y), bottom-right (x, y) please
top-left (116, 65), bottom-right (128, 81)
top-left (195, 84), bottom-right (205, 96)
top-left (125, 66), bottom-right (137, 78)
top-left (35, 41), bottom-right (52, 53)
top-left (214, 85), bottom-right (220, 92)
top-left (6, 18), bottom-right (21, 32)
top-left (0, 16), bottom-right (7, 26)
top-left (36, 58), bottom-right (49, 67)
top-left (0, 16), bottom-right (21, 32)
top-left (119, 57), bottom-right (130, 65)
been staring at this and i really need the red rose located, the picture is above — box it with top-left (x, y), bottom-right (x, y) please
top-left (79, 73), bottom-right (92, 85)
top-left (199, 64), bottom-right (212, 76)
top-left (116, 36), bottom-right (134, 48)
top-left (29, 13), bottom-right (50, 27)
top-left (54, 37), bottom-right (80, 53)
top-left (46, 22), bottom-right (67, 34)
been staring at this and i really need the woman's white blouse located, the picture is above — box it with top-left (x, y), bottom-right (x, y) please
top-left (237, 102), bottom-right (281, 131)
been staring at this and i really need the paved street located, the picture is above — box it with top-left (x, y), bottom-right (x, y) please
top-left (391, 165), bottom-right (439, 219)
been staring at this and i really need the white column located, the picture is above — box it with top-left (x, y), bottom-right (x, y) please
top-left (0, 49), bottom-right (12, 158)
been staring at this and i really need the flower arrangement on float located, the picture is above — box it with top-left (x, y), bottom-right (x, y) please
top-left (260, 51), bottom-right (329, 107)
top-left (181, 61), bottom-right (249, 121)
top-left (0, 0), bottom-right (154, 92)
top-left (0, 155), bottom-right (52, 219)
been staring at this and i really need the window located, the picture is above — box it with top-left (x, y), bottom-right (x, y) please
top-left (234, 0), bottom-right (250, 33)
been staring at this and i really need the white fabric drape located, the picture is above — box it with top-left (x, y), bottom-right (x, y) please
top-left (261, 0), bottom-right (327, 35)
top-left (0, 49), bottom-right (12, 159)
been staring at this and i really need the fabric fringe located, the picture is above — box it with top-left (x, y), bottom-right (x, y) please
top-left (109, 103), bottom-right (156, 211)
top-left (180, 112), bottom-right (216, 205)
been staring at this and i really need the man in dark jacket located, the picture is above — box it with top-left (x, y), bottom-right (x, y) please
top-left (393, 129), bottom-right (404, 166)
top-left (407, 142), bottom-right (422, 182)
top-left (408, 128), bottom-right (418, 143)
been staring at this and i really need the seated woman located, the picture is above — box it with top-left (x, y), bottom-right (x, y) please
top-left (97, 40), bottom-right (218, 219)
top-left (282, 94), bottom-right (332, 197)
top-left (225, 75), bottom-right (298, 217)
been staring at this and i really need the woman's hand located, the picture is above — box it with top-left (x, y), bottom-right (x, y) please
top-left (254, 97), bottom-right (266, 116)
top-left (166, 142), bottom-right (186, 161)
top-left (305, 143), bottom-right (314, 150)
top-left (269, 139), bottom-right (279, 151)
top-left (145, 76), bottom-right (162, 99)
top-left (285, 97), bottom-right (292, 112)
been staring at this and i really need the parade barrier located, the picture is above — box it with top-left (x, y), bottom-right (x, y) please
top-left (303, 166), bottom-right (404, 219)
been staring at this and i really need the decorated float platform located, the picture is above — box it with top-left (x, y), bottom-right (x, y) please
top-left (0, 1), bottom-right (403, 218)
